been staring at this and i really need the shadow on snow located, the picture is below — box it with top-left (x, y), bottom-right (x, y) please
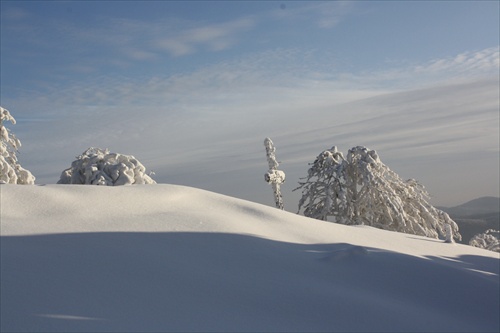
top-left (1, 232), bottom-right (498, 332)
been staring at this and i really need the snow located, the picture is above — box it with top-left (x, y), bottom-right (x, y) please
top-left (1, 184), bottom-right (499, 332)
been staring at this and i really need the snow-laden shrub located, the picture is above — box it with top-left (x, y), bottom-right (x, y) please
top-left (295, 145), bottom-right (461, 241)
top-left (469, 229), bottom-right (500, 252)
top-left (0, 106), bottom-right (35, 184)
top-left (58, 147), bottom-right (156, 185)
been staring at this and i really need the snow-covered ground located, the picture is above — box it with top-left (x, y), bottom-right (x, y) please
top-left (1, 184), bottom-right (499, 332)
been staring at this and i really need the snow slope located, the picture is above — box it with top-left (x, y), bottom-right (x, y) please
top-left (1, 184), bottom-right (499, 332)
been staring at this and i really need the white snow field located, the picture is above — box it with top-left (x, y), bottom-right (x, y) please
top-left (1, 184), bottom-right (499, 332)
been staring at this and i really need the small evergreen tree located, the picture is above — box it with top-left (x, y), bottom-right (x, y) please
top-left (58, 147), bottom-right (156, 185)
top-left (295, 145), bottom-right (461, 241)
top-left (0, 106), bottom-right (35, 184)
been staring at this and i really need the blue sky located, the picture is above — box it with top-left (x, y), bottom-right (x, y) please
top-left (1, 1), bottom-right (499, 208)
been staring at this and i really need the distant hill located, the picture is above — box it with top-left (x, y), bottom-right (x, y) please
top-left (438, 196), bottom-right (500, 216)
top-left (438, 197), bottom-right (500, 244)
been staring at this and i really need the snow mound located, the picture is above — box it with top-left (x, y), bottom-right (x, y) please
top-left (1, 184), bottom-right (498, 332)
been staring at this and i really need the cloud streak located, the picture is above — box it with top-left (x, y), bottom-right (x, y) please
top-left (272, 1), bottom-right (355, 29)
top-left (414, 47), bottom-right (499, 75)
top-left (156, 18), bottom-right (255, 56)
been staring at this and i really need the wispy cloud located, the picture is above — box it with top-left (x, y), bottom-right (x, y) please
top-left (414, 47), bottom-right (499, 74)
top-left (155, 18), bottom-right (255, 56)
top-left (315, 1), bottom-right (354, 28)
top-left (1, 9), bottom-right (256, 79)
top-left (272, 1), bottom-right (355, 29)
top-left (72, 15), bottom-right (255, 60)
top-left (333, 47), bottom-right (500, 91)
top-left (1, 6), bottom-right (30, 20)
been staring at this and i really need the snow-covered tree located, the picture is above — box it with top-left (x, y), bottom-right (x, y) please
top-left (444, 223), bottom-right (454, 243)
top-left (264, 138), bottom-right (285, 210)
top-left (295, 145), bottom-right (461, 241)
top-left (469, 229), bottom-right (500, 252)
top-left (58, 147), bottom-right (156, 185)
top-left (0, 106), bottom-right (35, 184)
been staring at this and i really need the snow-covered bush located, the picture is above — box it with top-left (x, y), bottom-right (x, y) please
top-left (295, 145), bottom-right (461, 241)
top-left (469, 229), bottom-right (500, 252)
top-left (0, 106), bottom-right (35, 184)
top-left (264, 138), bottom-right (285, 209)
top-left (58, 147), bottom-right (156, 185)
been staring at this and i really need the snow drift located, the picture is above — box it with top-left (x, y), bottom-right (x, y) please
top-left (1, 184), bottom-right (498, 332)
